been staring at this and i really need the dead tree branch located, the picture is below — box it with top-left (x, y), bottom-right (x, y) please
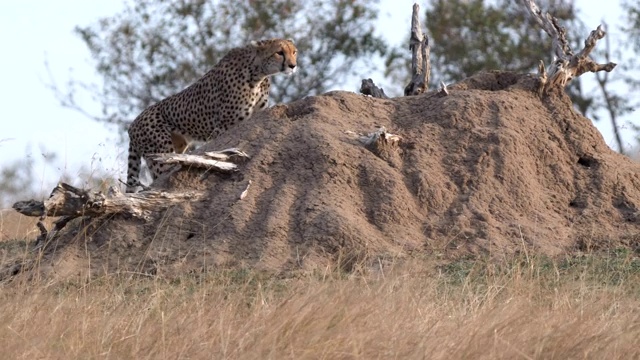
top-left (404, 3), bottom-right (431, 96)
top-left (147, 148), bottom-right (249, 173)
top-left (523, 0), bottom-right (616, 94)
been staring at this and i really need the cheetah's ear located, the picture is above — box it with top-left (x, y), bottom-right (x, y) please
top-left (250, 40), bottom-right (258, 47)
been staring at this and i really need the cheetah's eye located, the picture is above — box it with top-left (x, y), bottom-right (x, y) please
top-left (277, 51), bottom-right (285, 56)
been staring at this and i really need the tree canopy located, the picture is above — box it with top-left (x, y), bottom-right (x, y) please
top-left (52, 0), bottom-right (638, 152)
top-left (424, 0), bottom-right (639, 153)
top-left (426, 0), bottom-right (580, 81)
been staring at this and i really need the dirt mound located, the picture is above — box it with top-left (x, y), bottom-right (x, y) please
top-left (10, 71), bottom-right (640, 278)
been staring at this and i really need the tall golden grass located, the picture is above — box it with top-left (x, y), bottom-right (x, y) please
top-left (0, 252), bottom-right (637, 359)
top-left (0, 216), bottom-right (639, 359)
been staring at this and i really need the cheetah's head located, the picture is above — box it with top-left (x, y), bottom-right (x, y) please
top-left (252, 39), bottom-right (298, 77)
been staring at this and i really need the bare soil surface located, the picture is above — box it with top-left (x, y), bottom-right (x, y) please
top-left (5, 71), bottom-right (640, 279)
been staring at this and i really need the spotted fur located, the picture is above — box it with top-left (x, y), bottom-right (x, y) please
top-left (126, 39), bottom-right (298, 192)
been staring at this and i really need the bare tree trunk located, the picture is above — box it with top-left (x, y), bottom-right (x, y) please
top-left (404, 3), bottom-right (431, 96)
top-left (360, 3), bottom-right (432, 99)
top-left (522, 0), bottom-right (617, 94)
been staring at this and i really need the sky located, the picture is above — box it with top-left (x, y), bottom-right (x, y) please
top-left (0, 0), bottom-right (635, 202)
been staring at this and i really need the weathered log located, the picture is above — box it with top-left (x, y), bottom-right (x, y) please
top-left (12, 149), bottom-right (247, 220)
top-left (523, 0), bottom-right (616, 94)
top-left (13, 183), bottom-right (205, 220)
top-left (360, 78), bottom-right (390, 99)
top-left (404, 3), bottom-right (431, 96)
top-left (12, 183), bottom-right (205, 248)
top-left (11, 148), bottom-right (250, 246)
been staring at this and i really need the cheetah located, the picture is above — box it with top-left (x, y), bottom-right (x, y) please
top-left (125, 39), bottom-right (298, 192)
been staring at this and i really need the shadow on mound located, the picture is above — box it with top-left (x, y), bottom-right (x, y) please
top-left (7, 71), bottom-right (640, 280)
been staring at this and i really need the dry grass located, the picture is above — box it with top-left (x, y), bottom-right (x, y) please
top-left (0, 219), bottom-right (639, 359)
top-left (0, 252), bottom-right (637, 359)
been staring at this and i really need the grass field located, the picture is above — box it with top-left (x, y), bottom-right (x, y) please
top-left (0, 213), bottom-right (639, 359)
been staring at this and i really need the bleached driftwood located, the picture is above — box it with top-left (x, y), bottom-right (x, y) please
top-left (404, 3), bottom-right (431, 96)
top-left (360, 78), bottom-right (390, 99)
top-left (345, 127), bottom-right (401, 159)
top-left (147, 147), bottom-right (249, 173)
top-left (523, 0), bottom-right (616, 95)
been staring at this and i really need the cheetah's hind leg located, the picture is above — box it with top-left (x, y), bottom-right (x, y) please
top-left (145, 155), bottom-right (180, 185)
top-left (126, 145), bottom-right (150, 193)
top-left (145, 131), bottom-right (180, 185)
